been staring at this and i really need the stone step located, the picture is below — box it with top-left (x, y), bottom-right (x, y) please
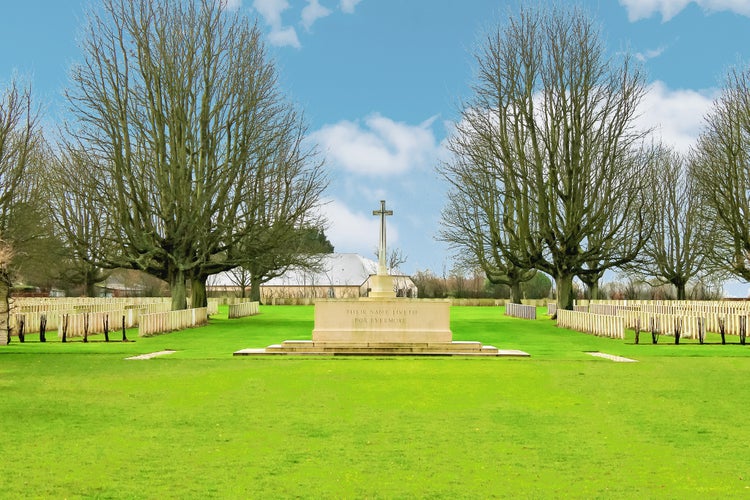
top-left (276, 340), bottom-right (488, 351)
top-left (234, 341), bottom-right (530, 357)
top-left (274, 343), bottom-right (485, 352)
top-left (264, 349), bottom-right (497, 356)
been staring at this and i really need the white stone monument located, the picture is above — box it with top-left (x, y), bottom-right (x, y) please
top-left (234, 200), bottom-right (529, 357)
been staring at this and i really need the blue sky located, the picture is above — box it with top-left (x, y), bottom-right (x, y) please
top-left (2, 0), bottom-right (750, 295)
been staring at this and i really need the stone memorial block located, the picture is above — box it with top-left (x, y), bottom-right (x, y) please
top-left (312, 298), bottom-right (452, 343)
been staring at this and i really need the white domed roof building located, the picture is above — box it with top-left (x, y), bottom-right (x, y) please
top-left (207, 253), bottom-right (417, 303)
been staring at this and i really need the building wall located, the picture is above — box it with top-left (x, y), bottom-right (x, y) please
top-left (208, 276), bottom-right (417, 300)
top-left (261, 285), bottom-right (364, 302)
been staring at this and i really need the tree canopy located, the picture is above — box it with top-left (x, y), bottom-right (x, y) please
top-left (60, 0), bottom-right (326, 309)
top-left (626, 145), bottom-right (712, 299)
top-left (440, 4), bottom-right (651, 310)
top-left (692, 65), bottom-right (750, 283)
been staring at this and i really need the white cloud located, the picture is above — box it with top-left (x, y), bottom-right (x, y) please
top-left (311, 113), bottom-right (441, 176)
top-left (340, 0), bottom-right (362, 14)
top-left (268, 26), bottom-right (301, 48)
top-left (253, 0), bottom-right (301, 48)
top-left (301, 0), bottom-right (332, 31)
top-left (442, 81), bottom-right (715, 155)
top-left (341, 177), bottom-right (388, 202)
top-left (634, 45), bottom-right (667, 62)
top-left (220, 0), bottom-right (242, 11)
top-left (320, 198), bottom-right (398, 255)
top-left (620, 0), bottom-right (750, 21)
top-left (253, 0), bottom-right (288, 26)
top-left (253, 0), bottom-right (359, 48)
top-left (634, 80), bottom-right (718, 152)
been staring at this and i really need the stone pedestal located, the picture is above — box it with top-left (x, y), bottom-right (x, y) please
top-left (313, 298), bottom-right (450, 343)
top-left (234, 297), bottom-right (530, 357)
top-left (368, 274), bottom-right (396, 299)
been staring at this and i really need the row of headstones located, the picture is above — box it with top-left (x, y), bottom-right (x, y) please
top-left (138, 307), bottom-right (208, 337)
top-left (583, 300), bottom-right (750, 318)
top-left (13, 297), bottom-right (172, 313)
top-left (506, 302), bottom-right (537, 320)
top-left (580, 299), bottom-right (750, 308)
top-left (8, 314), bottom-right (130, 343)
top-left (9, 301), bottom-right (253, 342)
top-left (547, 303), bottom-right (557, 317)
top-left (558, 309), bottom-right (749, 344)
top-left (565, 301), bottom-right (750, 343)
top-left (632, 315), bottom-right (748, 345)
top-left (555, 309), bottom-right (625, 339)
top-left (227, 301), bottom-right (260, 319)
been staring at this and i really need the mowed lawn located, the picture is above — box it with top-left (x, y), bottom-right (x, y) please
top-left (3, 305), bottom-right (750, 498)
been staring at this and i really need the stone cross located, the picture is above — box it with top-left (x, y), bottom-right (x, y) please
top-left (372, 200), bottom-right (393, 276)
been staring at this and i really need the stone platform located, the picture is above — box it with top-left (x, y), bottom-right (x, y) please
top-left (232, 297), bottom-right (529, 358)
top-left (234, 341), bottom-right (529, 357)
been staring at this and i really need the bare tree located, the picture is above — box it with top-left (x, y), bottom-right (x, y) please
top-left (0, 239), bottom-right (14, 345)
top-left (0, 78), bottom-right (38, 233)
top-left (46, 146), bottom-right (113, 296)
top-left (215, 118), bottom-right (328, 305)
top-left (224, 267), bottom-right (251, 299)
top-left (215, 225), bottom-right (332, 303)
top-left (0, 78), bottom-right (60, 287)
top-left (387, 248), bottom-right (408, 273)
top-left (438, 115), bottom-right (536, 304)
top-left (411, 269), bottom-right (448, 298)
top-left (63, 0), bottom-right (326, 309)
top-left (241, 225), bottom-right (328, 304)
top-left (437, 6), bottom-right (529, 305)
top-left (627, 145), bottom-right (712, 299)
top-left (446, 4), bottom-right (650, 310)
top-left (692, 64), bottom-right (750, 282)
top-left (371, 247), bottom-right (408, 273)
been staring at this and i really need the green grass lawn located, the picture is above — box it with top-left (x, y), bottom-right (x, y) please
top-left (3, 305), bottom-right (750, 498)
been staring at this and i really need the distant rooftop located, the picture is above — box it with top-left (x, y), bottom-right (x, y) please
top-left (208, 253), bottom-right (403, 288)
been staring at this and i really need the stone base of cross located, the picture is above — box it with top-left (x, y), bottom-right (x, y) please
top-left (369, 273), bottom-right (396, 299)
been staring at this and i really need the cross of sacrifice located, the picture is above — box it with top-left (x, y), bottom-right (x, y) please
top-left (372, 200), bottom-right (393, 276)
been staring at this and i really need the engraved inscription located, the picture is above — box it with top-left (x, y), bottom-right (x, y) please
top-left (346, 306), bottom-right (420, 328)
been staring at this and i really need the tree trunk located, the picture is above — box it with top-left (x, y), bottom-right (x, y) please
top-left (190, 275), bottom-right (208, 309)
top-left (676, 282), bottom-right (686, 300)
top-left (250, 278), bottom-right (262, 303)
top-left (579, 275), bottom-right (600, 300)
top-left (0, 277), bottom-right (9, 345)
top-left (85, 270), bottom-right (97, 297)
top-left (509, 281), bottom-right (523, 304)
top-left (589, 281), bottom-right (600, 300)
top-left (556, 273), bottom-right (575, 311)
top-left (170, 269), bottom-right (188, 311)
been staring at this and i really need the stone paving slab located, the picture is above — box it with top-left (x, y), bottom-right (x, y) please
top-left (126, 350), bottom-right (176, 360)
top-left (586, 352), bottom-right (637, 363)
top-left (233, 346), bottom-right (530, 357)
top-left (496, 349), bottom-right (532, 357)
